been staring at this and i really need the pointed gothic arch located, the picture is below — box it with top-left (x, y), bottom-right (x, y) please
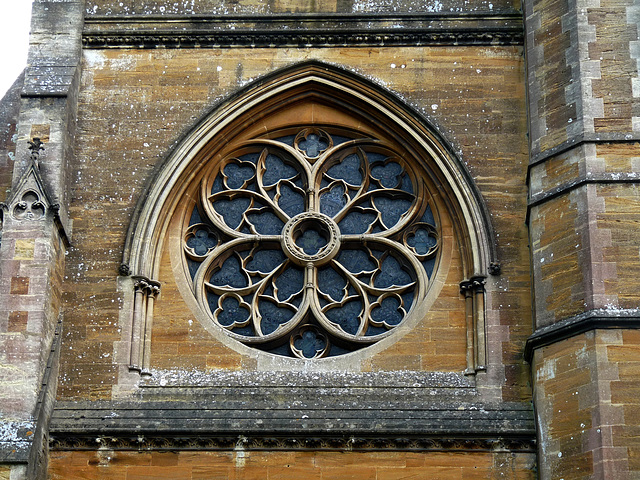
top-left (119, 61), bottom-right (497, 372)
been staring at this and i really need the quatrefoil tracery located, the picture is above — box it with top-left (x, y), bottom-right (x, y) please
top-left (184, 128), bottom-right (439, 359)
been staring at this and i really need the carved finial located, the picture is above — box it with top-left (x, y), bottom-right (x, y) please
top-left (28, 138), bottom-right (45, 166)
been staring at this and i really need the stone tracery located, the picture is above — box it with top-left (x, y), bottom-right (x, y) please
top-left (183, 128), bottom-right (439, 359)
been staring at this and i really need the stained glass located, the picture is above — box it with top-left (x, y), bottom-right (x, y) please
top-left (183, 128), bottom-right (439, 358)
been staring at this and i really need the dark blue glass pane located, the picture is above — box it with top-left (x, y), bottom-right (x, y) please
top-left (265, 343), bottom-right (292, 356)
top-left (278, 183), bottom-right (305, 218)
top-left (402, 292), bottom-right (414, 311)
top-left (232, 324), bottom-right (256, 337)
top-left (326, 154), bottom-right (362, 185)
top-left (407, 228), bottom-right (437, 255)
top-left (364, 325), bottom-right (387, 336)
top-left (318, 266), bottom-right (348, 301)
top-left (224, 162), bottom-right (255, 189)
top-left (211, 175), bottom-right (224, 195)
top-left (239, 152), bottom-right (260, 164)
top-left (338, 209), bottom-right (377, 234)
top-left (209, 255), bottom-right (248, 288)
top-left (213, 197), bottom-right (251, 229)
top-left (217, 296), bottom-right (250, 327)
top-left (325, 300), bottom-right (362, 335)
top-left (374, 255), bottom-right (412, 288)
top-left (245, 249), bottom-right (286, 274)
top-left (400, 173), bottom-right (413, 194)
top-left (319, 184), bottom-right (347, 217)
top-left (296, 228), bottom-right (327, 255)
top-left (186, 228), bottom-right (217, 256)
top-left (294, 329), bottom-right (327, 358)
top-left (422, 258), bottom-right (436, 278)
top-left (371, 162), bottom-right (403, 188)
top-left (263, 283), bottom-right (274, 297)
top-left (367, 152), bottom-right (387, 164)
top-left (275, 135), bottom-right (295, 146)
top-left (373, 196), bottom-right (412, 229)
top-left (247, 210), bottom-right (284, 235)
top-left (331, 135), bottom-right (353, 146)
top-left (327, 344), bottom-right (351, 357)
top-left (263, 154), bottom-right (298, 185)
top-left (299, 133), bottom-right (328, 157)
top-left (187, 259), bottom-right (199, 280)
top-left (371, 296), bottom-right (403, 326)
top-left (274, 265), bottom-right (304, 300)
top-left (259, 300), bottom-right (295, 334)
top-left (207, 291), bottom-right (220, 315)
top-left (189, 205), bottom-right (203, 226)
top-left (336, 249), bottom-right (376, 274)
top-left (421, 205), bottom-right (435, 225)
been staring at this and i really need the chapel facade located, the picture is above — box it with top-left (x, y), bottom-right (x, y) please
top-left (0, 0), bottom-right (639, 478)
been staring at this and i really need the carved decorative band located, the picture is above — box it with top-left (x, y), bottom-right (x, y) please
top-left (50, 434), bottom-right (535, 453)
top-left (528, 173), bottom-right (640, 205)
top-left (524, 310), bottom-right (640, 362)
top-left (529, 133), bottom-right (640, 168)
top-left (82, 29), bottom-right (523, 49)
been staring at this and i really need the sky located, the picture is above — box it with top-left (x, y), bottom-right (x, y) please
top-left (0, 2), bottom-right (33, 99)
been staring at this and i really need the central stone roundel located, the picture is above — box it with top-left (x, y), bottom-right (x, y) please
top-left (281, 212), bottom-right (341, 266)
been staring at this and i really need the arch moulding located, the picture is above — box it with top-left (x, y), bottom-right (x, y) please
top-left (119, 61), bottom-right (497, 374)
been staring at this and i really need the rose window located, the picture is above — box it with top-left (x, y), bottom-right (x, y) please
top-left (183, 128), bottom-right (439, 359)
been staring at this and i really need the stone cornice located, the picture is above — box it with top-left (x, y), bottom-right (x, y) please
top-left (526, 172), bottom-right (640, 213)
top-left (528, 135), bottom-right (640, 171)
top-left (50, 396), bottom-right (535, 453)
top-left (525, 309), bottom-right (640, 362)
top-left (82, 13), bottom-right (524, 48)
top-left (49, 398), bottom-right (534, 450)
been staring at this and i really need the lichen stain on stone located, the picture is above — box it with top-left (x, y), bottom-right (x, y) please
top-left (536, 358), bottom-right (556, 381)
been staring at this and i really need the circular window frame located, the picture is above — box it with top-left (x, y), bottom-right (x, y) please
top-left (176, 125), bottom-right (443, 360)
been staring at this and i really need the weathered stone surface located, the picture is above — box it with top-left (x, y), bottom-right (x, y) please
top-left (85, 0), bottom-right (520, 15)
top-left (49, 449), bottom-right (536, 480)
top-left (0, 0), bottom-right (636, 476)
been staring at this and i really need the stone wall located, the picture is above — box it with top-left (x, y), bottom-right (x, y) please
top-left (57, 45), bottom-right (529, 399)
top-left (525, 0), bottom-right (640, 476)
top-left (49, 450), bottom-right (535, 479)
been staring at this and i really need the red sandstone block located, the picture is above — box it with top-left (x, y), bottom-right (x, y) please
top-left (192, 466), bottom-right (234, 479)
top-left (9, 276), bottom-right (29, 295)
top-left (266, 465), bottom-right (323, 479)
top-left (125, 465), bottom-right (191, 479)
top-left (7, 311), bottom-right (28, 332)
top-left (318, 467), bottom-right (376, 479)
top-left (607, 345), bottom-right (640, 363)
top-left (150, 452), bottom-right (180, 466)
top-left (377, 467), bottom-right (439, 479)
top-left (610, 381), bottom-right (640, 404)
top-left (49, 467), bottom-right (125, 480)
top-left (622, 330), bottom-right (640, 343)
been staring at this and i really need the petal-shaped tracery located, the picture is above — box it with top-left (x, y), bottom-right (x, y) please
top-left (184, 128), bottom-right (439, 358)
